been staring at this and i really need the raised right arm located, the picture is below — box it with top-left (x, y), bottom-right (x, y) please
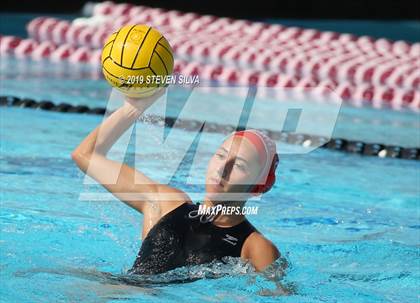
top-left (71, 91), bottom-right (190, 214)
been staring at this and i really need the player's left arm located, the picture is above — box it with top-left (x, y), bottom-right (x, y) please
top-left (242, 232), bottom-right (280, 272)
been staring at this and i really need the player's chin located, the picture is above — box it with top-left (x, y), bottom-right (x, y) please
top-left (206, 183), bottom-right (231, 199)
top-left (206, 182), bottom-right (225, 193)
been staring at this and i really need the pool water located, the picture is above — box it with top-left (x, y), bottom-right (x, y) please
top-left (1, 14), bottom-right (420, 302)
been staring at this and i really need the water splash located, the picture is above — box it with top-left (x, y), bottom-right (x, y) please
top-left (14, 256), bottom-right (293, 297)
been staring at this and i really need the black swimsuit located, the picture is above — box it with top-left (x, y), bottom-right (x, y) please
top-left (130, 203), bottom-right (257, 275)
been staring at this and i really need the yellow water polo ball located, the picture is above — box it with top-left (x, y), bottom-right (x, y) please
top-left (101, 24), bottom-right (174, 97)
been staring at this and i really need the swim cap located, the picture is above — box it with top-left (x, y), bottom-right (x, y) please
top-left (232, 129), bottom-right (279, 195)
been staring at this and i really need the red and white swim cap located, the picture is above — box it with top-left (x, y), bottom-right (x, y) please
top-left (232, 129), bottom-right (279, 195)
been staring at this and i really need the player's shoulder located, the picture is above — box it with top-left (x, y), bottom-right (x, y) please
top-left (242, 232), bottom-right (279, 258)
top-left (248, 232), bottom-right (278, 250)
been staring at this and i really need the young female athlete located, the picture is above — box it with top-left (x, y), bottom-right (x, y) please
top-left (71, 88), bottom-right (281, 275)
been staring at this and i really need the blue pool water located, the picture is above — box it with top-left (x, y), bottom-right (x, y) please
top-left (1, 53), bottom-right (419, 303)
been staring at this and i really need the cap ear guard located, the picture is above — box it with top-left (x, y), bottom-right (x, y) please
top-left (250, 153), bottom-right (279, 195)
top-left (229, 129), bottom-right (279, 196)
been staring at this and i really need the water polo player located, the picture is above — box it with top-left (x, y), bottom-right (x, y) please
top-left (71, 89), bottom-right (282, 275)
